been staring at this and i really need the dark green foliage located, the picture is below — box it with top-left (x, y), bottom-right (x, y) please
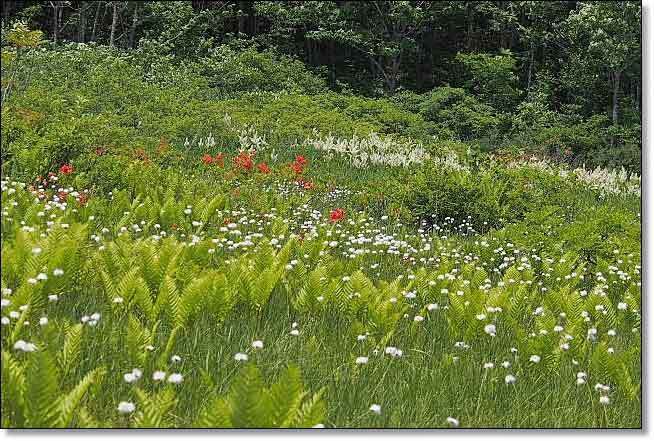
top-left (456, 51), bottom-right (522, 111)
top-left (389, 162), bottom-right (585, 230)
top-left (417, 87), bottom-right (501, 141)
top-left (198, 45), bottom-right (328, 96)
top-left (1, 0), bottom-right (642, 171)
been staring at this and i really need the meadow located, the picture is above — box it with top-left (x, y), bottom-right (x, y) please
top-left (0, 9), bottom-right (642, 429)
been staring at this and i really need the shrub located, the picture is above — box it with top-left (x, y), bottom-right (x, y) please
top-left (418, 87), bottom-right (500, 141)
top-left (388, 161), bottom-right (579, 230)
top-left (198, 45), bottom-right (328, 96)
top-left (456, 51), bottom-right (521, 111)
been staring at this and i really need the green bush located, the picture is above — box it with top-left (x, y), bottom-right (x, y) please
top-left (418, 87), bottom-right (500, 141)
top-left (389, 162), bottom-right (581, 230)
top-left (456, 51), bottom-right (521, 111)
top-left (198, 45), bottom-right (328, 96)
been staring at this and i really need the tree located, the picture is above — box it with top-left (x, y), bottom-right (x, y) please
top-left (48, 1), bottom-right (71, 43)
top-left (565, 1), bottom-right (640, 125)
top-left (514, 1), bottom-right (571, 92)
top-left (77, 1), bottom-right (88, 43)
top-left (306, 1), bottom-right (434, 94)
top-left (456, 50), bottom-right (521, 111)
top-left (109, 1), bottom-right (121, 47)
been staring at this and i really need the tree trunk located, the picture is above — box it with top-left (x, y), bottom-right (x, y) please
top-left (466, 2), bottom-right (474, 51)
top-left (387, 54), bottom-right (401, 93)
top-left (128, 2), bottom-right (139, 48)
top-left (91, 2), bottom-right (102, 41)
top-left (526, 42), bottom-right (534, 91)
top-left (78, 2), bottom-right (87, 43)
top-left (611, 70), bottom-right (621, 125)
top-left (328, 40), bottom-right (336, 87)
top-left (109, 2), bottom-right (118, 46)
top-left (52, 3), bottom-right (60, 43)
top-left (238, 1), bottom-right (247, 34)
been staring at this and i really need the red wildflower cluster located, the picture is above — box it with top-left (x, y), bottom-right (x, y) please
top-left (234, 151), bottom-right (254, 171)
top-left (329, 208), bottom-right (345, 223)
top-left (290, 155), bottom-right (308, 175)
top-left (77, 193), bottom-right (90, 206)
top-left (201, 153), bottom-right (225, 167)
top-left (296, 179), bottom-right (315, 190)
top-left (257, 162), bottom-right (271, 174)
top-left (59, 164), bottom-right (74, 175)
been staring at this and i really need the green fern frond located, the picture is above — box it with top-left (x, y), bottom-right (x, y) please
top-left (58, 367), bottom-right (105, 427)
top-left (1, 350), bottom-right (27, 426)
top-left (58, 323), bottom-right (83, 378)
top-left (133, 388), bottom-right (178, 428)
top-left (25, 349), bottom-right (60, 427)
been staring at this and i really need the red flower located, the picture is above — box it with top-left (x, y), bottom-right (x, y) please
top-left (234, 151), bottom-right (254, 171)
top-left (257, 162), bottom-right (271, 174)
top-left (329, 208), bottom-right (345, 223)
top-left (290, 161), bottom-right (304, 175)
top-left (77, 193), bottom-right (90, 206)
top-left (297, 179), bottom-right (315, 190)
top-left (295, 155), bottom-right (308, 166)
top-left (214, 153), bottom-right (225, 167)
top-left (59, 164), bottom-right (74, 175)
top-left (201, 154), bottom-right (213, 165)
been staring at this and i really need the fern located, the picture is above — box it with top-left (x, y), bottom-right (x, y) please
top-left (194, 397), bottom-right (233, 428)
top-left (193, 364), bottom-right (326, 428)
top-left (229, 364), bottom-right (269, 427)
top-left (58, 367), bottom-right (105, 427)
top-left (292, 388), bottom-right (327, 428)
top-left (1, 351), bottom-right (26, 426)
top-left (58, 323), bottom-right (83, 378)
top-left (24, 349), bottom-right (60, 427)
top-left (267, 364), bottom-right (304, 427)
top-left (133, 388), bottom-right (178, 428)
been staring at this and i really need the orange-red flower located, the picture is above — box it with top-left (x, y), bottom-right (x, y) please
top-left (329, 208), bottom-right (345, 223)
top-left (290, 161), bottom-right (304, 175)
top-left (77, 193), bottom-right (90, 206)
top-left (297, 179), bottom-right (314, 190)
top-left (201, 154), bottom-right (213, 165)
top-left (234, 151), bottom-right (254, 171)
top-left (295, 155), bottom-right (308, 166)
top-left (257, 162), bottom-right (271, 174)
top-left (214, 153), bottom-right (225, 167)
top-left (59, 164), bottom-right (74, 175)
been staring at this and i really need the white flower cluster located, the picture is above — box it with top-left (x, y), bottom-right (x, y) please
top-left (507, 158), bottom-right (640, 196)
top-left (570, 165), bottom-right (640, 196)
top-left (306, 131), bottom-right (429, 168)
top-left (223, 114), bottom-right (268, 153)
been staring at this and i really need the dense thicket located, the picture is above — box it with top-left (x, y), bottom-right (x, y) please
top-left (0, 1), bottom-right (641, 170)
